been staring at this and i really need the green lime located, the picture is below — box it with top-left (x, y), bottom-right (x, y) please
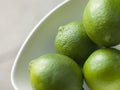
top-left (29, 53), bottom-right (83, 90)
top-left (55, 21), bottom-right (98, 65)
top-left (83, 48), bottom-right (120, 90)
top-left (83, 0), bottom-right (120, 47)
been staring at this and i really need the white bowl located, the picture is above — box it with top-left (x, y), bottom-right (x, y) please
top-left (11, 0), bottom-right (91, 90)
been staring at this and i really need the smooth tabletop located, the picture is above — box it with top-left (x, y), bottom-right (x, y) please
top-left (0, 0), bottom-right (64, 89)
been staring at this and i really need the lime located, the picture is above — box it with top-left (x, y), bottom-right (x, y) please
top-left (83, 0), bottom-right (120, 47)
top-left (29, 53), bottom-right (83, 90)
top-left (84, 48), bottom-right (120, 90)
top-left (55, 21), bottom-right (98, 65)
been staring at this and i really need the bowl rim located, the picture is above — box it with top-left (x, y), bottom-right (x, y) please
top-left (10, 0), bottom-right (70, 89)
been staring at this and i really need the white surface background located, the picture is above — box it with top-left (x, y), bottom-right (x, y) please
top-left (0, 0), bottom-right (64, 89)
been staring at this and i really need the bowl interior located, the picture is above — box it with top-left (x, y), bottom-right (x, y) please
top-left (11, 0), bottom-right (92, 90)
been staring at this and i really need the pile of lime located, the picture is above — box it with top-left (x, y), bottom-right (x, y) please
top-left (29, 0), bottom-right (120, 90)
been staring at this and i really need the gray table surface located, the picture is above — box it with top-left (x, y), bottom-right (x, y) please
top-left (0, 0), bottom-right (64, 89)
